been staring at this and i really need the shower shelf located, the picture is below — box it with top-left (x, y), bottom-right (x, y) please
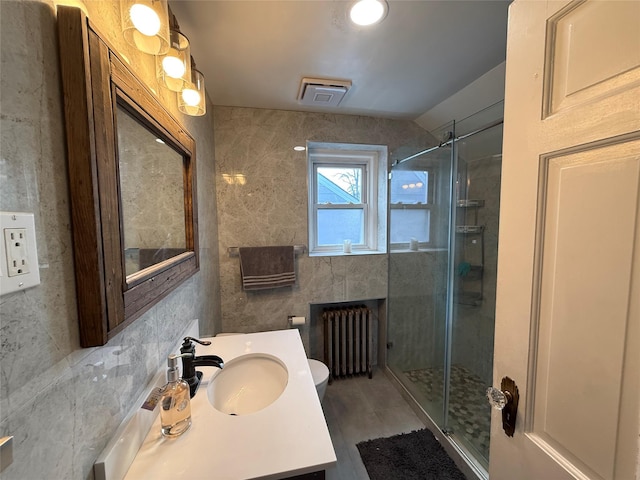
top-left (455, 292), bottom-right (483, 306)
top-left (457, 199), bottom-right (485, 208)
top-left (456, 206), bottom-right (485, 305)
top-left (463, 265), bottom-right (484, 276)
top-left (456, 225), bottom-right (484, 234)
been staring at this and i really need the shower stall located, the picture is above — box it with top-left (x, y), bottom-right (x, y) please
top-left (386, 102), bottom-right (503, 474)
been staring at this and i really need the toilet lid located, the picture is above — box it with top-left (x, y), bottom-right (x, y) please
top-left (308, 359), bottom-right (329, 382)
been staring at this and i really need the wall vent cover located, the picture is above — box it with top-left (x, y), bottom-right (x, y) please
top-left (297, 77), bottom-right (352, 107)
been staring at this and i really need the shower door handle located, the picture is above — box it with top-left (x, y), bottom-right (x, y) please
top-left (486, 376), bottom-right (519, 437)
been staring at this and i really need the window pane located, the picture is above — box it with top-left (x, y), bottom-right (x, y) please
top-left (317, 166), bottom-right (363, 204)
top-left (390, 170), bottom-right (429, 204)
top-left (390, 209), bottom-right (430, 243)
top-left (317, 209), bottom-right (364, 245)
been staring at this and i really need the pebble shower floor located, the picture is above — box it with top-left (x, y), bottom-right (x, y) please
top-left (404, 364), bottom-right (491, 463)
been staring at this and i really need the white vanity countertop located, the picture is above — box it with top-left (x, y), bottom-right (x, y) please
top-left (123, 330), bottom-right (336, 480)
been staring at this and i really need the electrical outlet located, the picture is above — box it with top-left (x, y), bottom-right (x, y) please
top-left (4, 228), bottom-right (30, 276)
top-left (0, 212), bottom-right (40, 295)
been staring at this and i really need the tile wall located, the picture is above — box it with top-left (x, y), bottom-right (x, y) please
top-left (0, 3), bottom-right (472, 478)
top-left (213, 106), bottom-right (428, 351)
top-left (451, 153), bottom-right (502, 385)
top-left (387, 249), bottom-right (449, 370)
top-left (0, 2), bottom-right (220, 479)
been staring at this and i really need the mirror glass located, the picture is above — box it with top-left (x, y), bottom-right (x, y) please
top-left (116, 104), bottom-right (188, 277)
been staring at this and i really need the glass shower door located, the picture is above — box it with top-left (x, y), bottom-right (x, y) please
top-left (447, 115), bottom-right (503, 468)
top-left (387, 127), bottom-right (454, 428)
top-left (387, 103), bottom-right (503, 474)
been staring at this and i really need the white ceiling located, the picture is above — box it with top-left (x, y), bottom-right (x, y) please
top-left (169, 0), bottom-right (510, 120)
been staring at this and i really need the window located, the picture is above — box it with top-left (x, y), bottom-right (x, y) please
top-left (308, 143), bottom-right (386, 255)
top-left (389, 169), bottom-right (435, 249)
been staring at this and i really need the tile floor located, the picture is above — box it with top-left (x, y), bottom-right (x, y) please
top-left (404, 364), bottom-right (491, 463)
top-left (321, 370), bottom-right (426, 480)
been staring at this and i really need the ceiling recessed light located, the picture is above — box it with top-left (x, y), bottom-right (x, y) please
top-left (349, 0), bottom-right (388, 26)
top-left (293, 146), bottom-right (306, 151)
top-left (155, 138), bottom-right (165, 144)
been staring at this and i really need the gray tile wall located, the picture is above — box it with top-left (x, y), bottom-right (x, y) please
top-left (213, 106), bottom-right (427, 351)
top-left (387, 250), bottom-right (449, 371)
top-left (451, 154), bottom-right (502, 385)
top-left (0, 2), bottom-right (220, 479)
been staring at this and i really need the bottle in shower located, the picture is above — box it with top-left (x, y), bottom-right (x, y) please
top-left (160, 353), bottom-right (192, 437)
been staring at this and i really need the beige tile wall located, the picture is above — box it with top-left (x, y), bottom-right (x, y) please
top-left (213, 106), bottom-right (428, 351)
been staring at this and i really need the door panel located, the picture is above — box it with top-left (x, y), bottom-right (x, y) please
top-left (492, 1), bottom-right (640, 479)
top-left (545, 1), bottom-right (640, 116)
top-left (532, 139), bottom-right (640, 480)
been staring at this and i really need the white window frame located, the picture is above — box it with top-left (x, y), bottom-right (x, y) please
top-left (308, 143), bottom-right (387, 256)
top-left (389, 169), bottom-right (437, 251)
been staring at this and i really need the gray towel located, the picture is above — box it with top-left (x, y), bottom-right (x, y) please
top-left (238, 246), bottom-right (296, 290)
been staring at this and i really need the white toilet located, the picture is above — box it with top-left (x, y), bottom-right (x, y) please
top-left (216, 333), bottom-right (330, 403)
top-left (308, 358), bottom-right (329, 403)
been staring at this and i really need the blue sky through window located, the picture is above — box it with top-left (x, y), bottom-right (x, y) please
top-left (316, 167), bottom-right (365, 245)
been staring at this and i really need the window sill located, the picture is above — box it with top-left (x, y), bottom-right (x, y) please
top-left (308, 249), bottom-right (387, 258)
top-left (389, 247), bottom-right (448, 254)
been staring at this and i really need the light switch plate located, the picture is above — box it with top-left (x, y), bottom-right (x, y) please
top-left (0, 212), bottom-right (40, 295)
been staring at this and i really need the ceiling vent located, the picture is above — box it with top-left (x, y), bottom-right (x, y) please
top-left (297, 77), bottom-right (352, 107)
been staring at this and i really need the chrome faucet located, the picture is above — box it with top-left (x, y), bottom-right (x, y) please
top-left (180, 337), bottom-right (224, 398)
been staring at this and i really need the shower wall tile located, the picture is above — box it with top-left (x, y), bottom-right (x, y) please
top-left (0, 2), bottom-right (220, 479)
top-left (388, 250), bottom-right (449, 370)
top-left (451, 155), bottom-right (502, 385)
top-left (214, 106), bottom-right (427, 350)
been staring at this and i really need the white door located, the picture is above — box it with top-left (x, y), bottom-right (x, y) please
top-left (491, 1), bottom-right (640, 479)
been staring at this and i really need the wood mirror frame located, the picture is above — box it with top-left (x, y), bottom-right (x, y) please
top-left (58, 7), bottom-right (199, 347)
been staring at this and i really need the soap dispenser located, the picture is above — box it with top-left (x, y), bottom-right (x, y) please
top-left (160, 353), bottom-right (192, 437)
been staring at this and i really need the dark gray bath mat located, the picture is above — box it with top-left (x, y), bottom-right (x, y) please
top-left (356, 429), bottom-right (467, 480)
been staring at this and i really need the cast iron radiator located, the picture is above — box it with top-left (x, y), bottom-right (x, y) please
top-left (323, 305), bottom-right (373, 382)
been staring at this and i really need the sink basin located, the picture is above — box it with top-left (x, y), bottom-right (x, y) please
top-left (207, 353), bottom-right (289, 415)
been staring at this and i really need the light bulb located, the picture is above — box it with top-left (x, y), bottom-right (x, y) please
top-left (178, 62), bottom-right (205, 116)
top-left (350, 0), bottom-right (386, 26)
top-left (162, 54), bottom-right (185, 78)
top-left (129, 4), bottom-right (161, 36)
top-left (182, 88), bottom-right (201, 107)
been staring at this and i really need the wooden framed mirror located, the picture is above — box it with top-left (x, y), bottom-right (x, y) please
top-left (58, 7), bottom-right (199, 347)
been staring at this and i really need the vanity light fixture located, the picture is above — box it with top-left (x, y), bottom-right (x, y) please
top-left (349, 0), bottom-right (388, 26)
top-left (156, 10), bottom-right (191, 92)
top-left (121, 0), bottom-right (170, 55)
top-left (178, 57), bottom-right (206, 116)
